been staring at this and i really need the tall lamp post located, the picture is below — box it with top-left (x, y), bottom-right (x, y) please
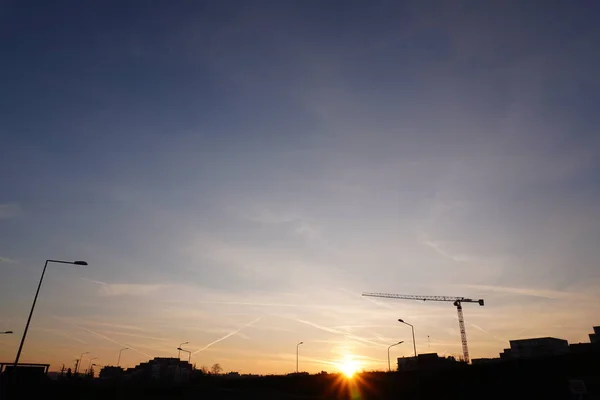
top-left (88, 357), bottom-right (97, 373)
top-left (117, 347), bottom-right (129, 367)
top-left (387, 341), bottom-right (404, 372)
top-left (177, 347), bottom-right (191, 363)
top-left (13, 259), bottom-right (88, 369)
top-left (76, 352), bottom-right (89, 374)
top-left (178, 341), bottom-right (188, 359)
top-left (296, 342), bottom-right (303, 373)
top-left (398, 319), bottom-right (417, 357)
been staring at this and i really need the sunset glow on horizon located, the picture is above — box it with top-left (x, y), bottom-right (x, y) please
top-left (1, 1), bottom-right (599, 375)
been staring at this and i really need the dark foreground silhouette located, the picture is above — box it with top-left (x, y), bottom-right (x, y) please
top-left (2, 348), bottom-right (600, 400)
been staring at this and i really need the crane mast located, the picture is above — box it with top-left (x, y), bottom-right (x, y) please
top-left (362, 292), bottom-right (484, 363)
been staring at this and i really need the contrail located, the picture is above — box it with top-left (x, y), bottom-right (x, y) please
top-left (295, 319), bottom-right (386, 348)
top-left (36, 327), bottom-right (88, 345)
top-left (78, 326), bottom-right (152, 358)
top-left (469, 323), bottom-right (507, 343)
top-left (192, 317), bottom-right (261, 355)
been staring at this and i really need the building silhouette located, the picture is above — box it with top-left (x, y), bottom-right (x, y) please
top-left (590, 326), bottom-right (599, 344)
top-left (129, 357), bottom-right (192, 382)
top-left (500, 337), bottom-right (570, 359)
top-left (98, 358), bottom-right (193, 382)
top-left (397, 353), bottom-right (463, 371)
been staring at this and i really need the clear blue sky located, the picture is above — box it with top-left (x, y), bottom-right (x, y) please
top-left (1, 0), bottom-right (599, 373)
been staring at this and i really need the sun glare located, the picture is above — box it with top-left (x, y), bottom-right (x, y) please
top-left (338, 357), bottom-right (360, 378)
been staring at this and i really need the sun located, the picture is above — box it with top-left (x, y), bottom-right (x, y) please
top-left (338, 357), bottom-right (360, 378)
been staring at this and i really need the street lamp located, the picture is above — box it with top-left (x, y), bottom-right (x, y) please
top-left (13, 259), bottom-right (88, 369)
top-left (1, 331), bottom-right (13, 334)
top-left (117, 347), bottom-right (129, 367)
top-left (177, 347), bottom-right (191, 363)
top-left (296, 342), bottom-right (303, 373)
top-left (387, 341), bottom-right (404, 371)
top-left (76, 352), bottom-right (90, 374)
top-left (178, 342), bottom-right (189, 359)
top-left (398, 319), bottom-right (417, 357)
top-left (88, 357), bottom-right (97, 373)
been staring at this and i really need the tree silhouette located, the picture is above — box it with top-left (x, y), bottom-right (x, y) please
top-left (211, 363), bottom-right (222, 375)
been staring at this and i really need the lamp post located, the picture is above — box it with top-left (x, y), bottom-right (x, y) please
top-left (117, 347), bottom-right (129, 367)
top-left (177, 347), bottom-right (191, 363)
top-left (88, 357), bottom-right (97, 373)
top-left (1, 331), bottom-right (13, 334)
top-left (178, 341), bottom-right (188, 359)
top-left (76, 352), bottom-right (89, 374)
top-left (296, 342), bottom-right (303, 373)
top-left (398, 319), bottom-right (417, 357)
top-left (13, 259), bottom-right (88, 369)
top-left (387, 341), bottom-right (404, 371)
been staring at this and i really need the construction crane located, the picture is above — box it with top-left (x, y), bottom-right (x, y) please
top-left (362, 292), bottom-right (484, 363)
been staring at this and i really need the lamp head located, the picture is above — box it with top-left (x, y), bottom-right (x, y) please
top-left (74, 261), bottom-right (88, 266)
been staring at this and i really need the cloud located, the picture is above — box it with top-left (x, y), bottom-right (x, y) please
top-left (0, 256), bottom-right (17, 264)
top-left (232, 204), bottom-right (324, 242)
top-left (0, 203), bottom-right (21, 219)
top-left (295, 319), bottom-right (386, 348)
top-left (421, 237), bottom-right (469, 263)
top-left (102, 284), bottom-right (169, 297)
top-left (79, 277), bottom-right (109, 286)
top-left (468, 324), bottom-right (508, 344)
top-left (455, 283), bottom-right (593, 301)
top-left (77, 326), bottom-right (152, 358)
top-left (35, 327), bottom-right (88, 345)
top-left (81, 278), bottom-right (169, 297)
top-left (235, 205), bottom-right (299, 225)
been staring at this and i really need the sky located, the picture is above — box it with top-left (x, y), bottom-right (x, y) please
top-left (1, 0), bottom-right (600, 374)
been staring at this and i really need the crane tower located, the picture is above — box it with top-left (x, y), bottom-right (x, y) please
top-left (362, 292), bottom-right (484, 363)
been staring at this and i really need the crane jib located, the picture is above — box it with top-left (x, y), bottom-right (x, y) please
top-left (361, 291), bottom-right (485, 364)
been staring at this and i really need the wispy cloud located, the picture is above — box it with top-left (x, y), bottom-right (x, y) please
top-left (99, 283), bottom-right (168, 297)
top-left (0, 256), bottom-right (17, 264)
top-left (77, 326), bottom-right (152, 358)
top-left (192, 317), bottom-right (261, 355)
top-left (79, 277), bottom-right (109, 286)
top-left (97, 330), bottom-right (171, 342)
top-left (295, 319), bottom-right (386, 348)
top-left (420, 236), bottom-right (469, 264)
top-left (233, 204), bottom-right (323, 242)
top-left (235, 205), bottom-right (299, 225)
top-left (468, 324), bottom-right (508, 344)
top-left (35, 327), bottom-right (88, 345)
top-left (0, 203), bottom-right (21, 219)
top-left (80, 278), bottom-right (169, 297)
top-left (55, 315), bottom-right (148, 333)
top-left (456, 283), bottom-right (592, 301)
